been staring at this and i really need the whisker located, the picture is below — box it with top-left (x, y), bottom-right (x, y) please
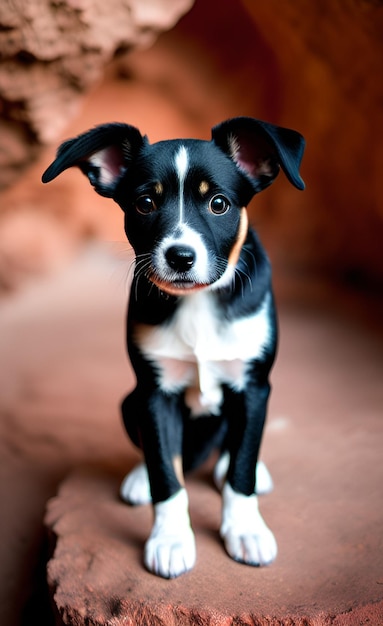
top-left (242, 246), bottom-right (258, 284)
top-left (214, 257), bottom-right (229, 279)
top-left (233, 268), bottom-right (244, 298)
top-left (132, 253), bottom-right (152, 300)
top-left (103, 241), bottom-right (136, 295)
top-left (237, 265), bottom-right (253, 293)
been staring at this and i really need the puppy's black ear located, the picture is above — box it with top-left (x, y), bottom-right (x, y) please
top-left (42, 123), bottom-right (145, 197)
top-left (212, 117), bottom-right (305, 192)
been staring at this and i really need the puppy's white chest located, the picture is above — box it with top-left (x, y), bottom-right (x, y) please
top-left (134, 292), bottom-right (271, 415)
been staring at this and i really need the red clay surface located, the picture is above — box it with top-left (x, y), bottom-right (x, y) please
top-left (1, 247), bottom-right (382, 624)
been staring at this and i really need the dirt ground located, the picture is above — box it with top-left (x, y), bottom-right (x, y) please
top-left (1, 3), bottom-right (382, 622)
top-left (0, 245), bottom-right (382, 624)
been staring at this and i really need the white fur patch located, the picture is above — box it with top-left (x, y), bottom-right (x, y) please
top-left (221, 483), bottom-right (277, 566)
top-left (174, 145), bottom-right (189, 223)
top-left (144, 488), bottom-right (196, 578)
top-left (134, 292), bottom-right (272, 416)
top-left (209, 263), bottom-right (236, 291)
top-left (213, 452), bottom-right (274, 495)
top-left (120, 462), bottom-right (151, 505)
top-left (153, 223), bottom-right (210, 285)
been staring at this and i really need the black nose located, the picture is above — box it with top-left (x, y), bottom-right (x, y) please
top-left (165, 245), bottom-right (196, 272)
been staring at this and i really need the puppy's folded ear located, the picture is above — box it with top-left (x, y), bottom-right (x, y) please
top-left (42, 123), bottom-right (145, 197)
top-left (212, 117), bottom-right (305, 193)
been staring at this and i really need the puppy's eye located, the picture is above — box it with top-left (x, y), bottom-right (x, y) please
top-left (135, 195), bottom-right (157, 215)
top-left (208, 194), bottom-right (230, 215)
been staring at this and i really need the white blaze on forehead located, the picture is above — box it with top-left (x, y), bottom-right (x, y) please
top-left (175, 145), bottom-right (189, 181)
top-left (174, 145), bottom-right (189, 223)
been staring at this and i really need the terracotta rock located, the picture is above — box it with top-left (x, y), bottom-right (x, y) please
top-left (0, 0), bottom-right (383, 619)
top-left (0, 0), bottom-right (194, 188)
top-left (0, 245), bottom-right (382, 622)
top-left (0, 246), bottom-right (134, 625)
top-left (1, 0), bottom-right (383, 293)
top-left (2, 0), bottom-right (383, 291)
top-left (40, 261), bottom-right (383, 625)
top-left (46, 461), bottom-right (383, 625)
top-left (238, 0), bottom-right (383, 284)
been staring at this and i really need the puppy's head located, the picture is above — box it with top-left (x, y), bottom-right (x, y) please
top-left (42, 117), bottom-right (305, 296)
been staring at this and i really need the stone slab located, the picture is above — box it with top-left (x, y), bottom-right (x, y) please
top-left (45, 296), bottom-right (383, 624)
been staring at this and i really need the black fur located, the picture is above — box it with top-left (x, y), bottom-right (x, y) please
top-left (42, 117), bottom-right (305, 508)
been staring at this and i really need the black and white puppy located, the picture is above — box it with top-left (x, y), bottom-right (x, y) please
top-left (42, 117), bottom-right (305, 579)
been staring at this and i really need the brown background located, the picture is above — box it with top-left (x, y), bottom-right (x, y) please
top-left (0, 1), bottom-right (382, 624)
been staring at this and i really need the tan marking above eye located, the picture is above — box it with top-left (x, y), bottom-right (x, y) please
top-left (199, 180), bottom-right (210, 195)
top-left (154, 181), bottom-right (163, 195)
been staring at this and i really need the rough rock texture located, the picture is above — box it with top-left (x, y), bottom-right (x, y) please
top-left (1, 0), bottom-right (383, 623)
top-left (0, 0), bottom-right (194, 188)
top-left (0, 247), bottom-right (133, 626)
top-left (1, 0), bottom-right (383, 292)
top-left (1, 245), bottom-right (382, 623)
top-left (45, 459), bottom-right (383, 626)
top-left (46, 464), bottom-right (383, 626)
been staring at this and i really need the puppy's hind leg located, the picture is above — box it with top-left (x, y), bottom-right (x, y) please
top-left (120, 393), bottom-right (152, 505)
top-left (213, 452), bottom-right (274, 495)
top-left (120, 462), bottom-right (151, 505)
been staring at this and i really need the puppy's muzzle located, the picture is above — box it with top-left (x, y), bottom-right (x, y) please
top-left (150, 241), bottom-right (210, 296)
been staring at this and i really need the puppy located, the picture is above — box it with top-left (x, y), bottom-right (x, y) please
top-left (42, 117), bottom-right (305, 578)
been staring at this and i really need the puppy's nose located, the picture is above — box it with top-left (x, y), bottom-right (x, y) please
top-left (165, 245), bottom-right (196, 272)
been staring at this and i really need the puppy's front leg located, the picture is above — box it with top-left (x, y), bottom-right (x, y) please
top-left (220, 380), bottom-right (277, 567)
top-left (122, 389), bottom-right (196, 578)
top-left (145, 488), bottom-right (196, 579)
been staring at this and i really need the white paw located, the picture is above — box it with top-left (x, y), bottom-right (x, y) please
top-left (144, 489), bottom-right (196, 578)
top-left (120, 462), bottom-right (151, 505)
top-left (213, 452), bottom-right (274, 495)
top-left (220, 483), bottom-right (277, 566)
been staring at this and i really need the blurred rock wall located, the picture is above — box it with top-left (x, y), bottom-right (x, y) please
top-left (0, 0), bottom-right (193, 187)
top-left (241, 0), bottom-right (383, 286)
top-left (0, 0), bottom-right (382, 291)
